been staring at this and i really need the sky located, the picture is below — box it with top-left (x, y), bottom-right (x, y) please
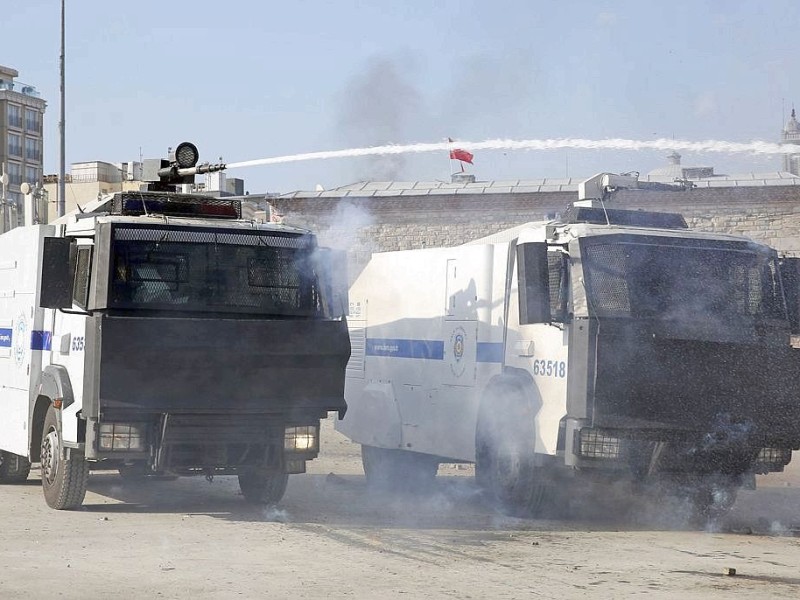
top-left (2, 0), bottom-right (799, 194)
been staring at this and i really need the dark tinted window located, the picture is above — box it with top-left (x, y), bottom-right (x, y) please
top-left (72, 247), bottom-right (92, 309)
top-left (108, 226), bottom-right (322, 316)
top-left (582, 237), bottom-right (784, 322)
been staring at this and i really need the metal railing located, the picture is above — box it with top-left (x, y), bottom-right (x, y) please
top-left (0, 80), bottom-right (41, 98)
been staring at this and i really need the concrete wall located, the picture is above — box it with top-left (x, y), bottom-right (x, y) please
top-left (270, 184), bottom-right (800, 280)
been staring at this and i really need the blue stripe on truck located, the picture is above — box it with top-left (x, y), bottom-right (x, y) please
top-left (366, 338), bottom-right (445, 360)
top-left (31, 331), bottom-right (52, 351)
top-left (0, 328), bottom-right (11, 347)
top-left (476, 342), bottom-right (504, 363)
top-left (364, 338), bottom-right (504, 363)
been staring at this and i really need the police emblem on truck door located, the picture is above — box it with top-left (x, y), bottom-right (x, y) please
top-left (12, 313), bottom-right (26, 367)
top-left (450, 326), bottom-right (466, 378)
top-left (444, 322), bottom-right (477, 386)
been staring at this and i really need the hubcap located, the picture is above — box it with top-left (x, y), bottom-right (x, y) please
top-left (41, 428), bottom-right (60, 485)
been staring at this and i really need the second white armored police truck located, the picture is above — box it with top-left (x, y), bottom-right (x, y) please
top-left (337, 173), bottom-right (800, 521)
top-left (0, 143), bottom-right (350, 509)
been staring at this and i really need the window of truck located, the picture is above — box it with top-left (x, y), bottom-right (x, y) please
top-left (580, 235), bottom-right (785, 323)
top-left (107, 226), bottom-right (323, 317)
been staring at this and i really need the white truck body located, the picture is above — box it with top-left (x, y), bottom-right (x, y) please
top-left (337, 196), bottom-right (800, 518)
top-left (0, 191), bottom-right (350, 509)
top-left (341, 227), bottom-right (568, 461)
top-left (0, 225), bottom-right (55, 457)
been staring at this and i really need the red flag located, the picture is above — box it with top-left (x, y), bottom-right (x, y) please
top-left (449, 148), bottom-right (474, 164)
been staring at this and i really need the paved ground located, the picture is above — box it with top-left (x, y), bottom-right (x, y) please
top-left (1, 417), bottom-right (799, 599)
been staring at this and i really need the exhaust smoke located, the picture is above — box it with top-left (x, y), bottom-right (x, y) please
top-left (335, 55), bottom-right (423, 181)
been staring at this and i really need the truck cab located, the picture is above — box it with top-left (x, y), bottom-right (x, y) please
top-left (0, 188), bottom-right (350, 509)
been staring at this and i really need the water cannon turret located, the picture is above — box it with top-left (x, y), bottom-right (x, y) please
top-left (576, 171), bottom-right (692, 208)
top-left (577, 172), bottom-right (640, 205)
top-left (142, 141), bottom-right (227, 191)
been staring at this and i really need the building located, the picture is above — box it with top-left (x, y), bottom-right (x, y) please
top-left (0, 65), bottom-right (46, 231)
top-left (43, 158), bottom-right (252, 222)
top-left (644, 151), bottom-right (716, 181)
top-left (270, 165), bottom-right (800, 283)
top-left (782, 108), bottom-right (800, 175)
top-left (43, 160), bottom-right (147, 221)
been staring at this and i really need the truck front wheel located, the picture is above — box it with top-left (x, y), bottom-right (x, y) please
top-left (41, 405), bottom-right (89, 510)
top-left (476, 386), bottom-right (546, 516)
top-left (238, 469), bottom-right (289, 505)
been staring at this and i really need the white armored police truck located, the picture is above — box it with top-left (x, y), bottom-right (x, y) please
top-left (0, 143), bottom-right (350, 509)
top-left (337, 173), bottom-right (800, 521)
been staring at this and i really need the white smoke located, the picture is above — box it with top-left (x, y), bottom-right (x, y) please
top-left (314, 202), bottom-right (375, 252)
top-left (261, 505), bottom-right (290, 523)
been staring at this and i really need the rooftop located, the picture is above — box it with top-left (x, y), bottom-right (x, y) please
top-left (280, 171), bottom-right (800, 199)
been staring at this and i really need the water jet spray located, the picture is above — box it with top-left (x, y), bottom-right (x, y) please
top-left (225, 137), bottom-right (796, 171)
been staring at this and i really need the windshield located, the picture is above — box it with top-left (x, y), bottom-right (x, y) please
top-left (580, 236), bottom-right (786, 322)
top-left (108, 225), bottom-right (323, 316)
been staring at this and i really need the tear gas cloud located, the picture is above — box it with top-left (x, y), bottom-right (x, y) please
top-left (314, 202), bottom-right (376, 254)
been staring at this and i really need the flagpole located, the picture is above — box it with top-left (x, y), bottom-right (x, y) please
top-left (446, 137), bottom-right (454, 179)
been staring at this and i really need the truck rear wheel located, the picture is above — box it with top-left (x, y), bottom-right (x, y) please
top-left (0, 451), bottom-right (31, 483)
top-left (361, 445), bottom-right (439, 491)
top-left (476, 385), bottom-right (545, 516)
top-left (238, 469), bottom-right (289, 505)
top-left (41, 405), bottom-right (89, 510)
top-left (687, 477), bottom-right (739, 528)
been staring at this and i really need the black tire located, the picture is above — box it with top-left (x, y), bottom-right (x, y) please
top-left (41, 405), bottom-right (89, 510)
top-left (238, 469), bottom-right (289, 505)
top-left (0, 450), bottom-right (31, 484)
top-left (361, 445), bottom-right (439, 491)
top-left (687, 477), bottom-right (739, 528)
top-left (475, 383), bottom-right (546, 516)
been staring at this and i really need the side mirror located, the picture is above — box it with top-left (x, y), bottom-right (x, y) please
top-left (517, 242), bottom-right (551, 324)
top-left (315, 248), bottom-right (349, 318)
top-left (780, 257), bottom-right (800, 334)
top-left (39, 237), bottom-right (76, 309)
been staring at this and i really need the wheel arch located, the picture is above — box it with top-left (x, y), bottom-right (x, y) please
top-left (29, 395), bottom-right (53, 463)
top-left (35, 365), bottom-right (75, 409)
top-left (336, 381), bottom-right (402, 449)
top-left (478, 367), bottom-right (540, 420)
top-left (475, 367), bottom-right (544, 460)
top-left (31, 365), bottom-right (73, 463)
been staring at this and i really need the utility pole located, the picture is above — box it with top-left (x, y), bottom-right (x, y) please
top-left (58, 0), bottom-right (66, 217)
top-left (0, 164), bottom-right (7, 233)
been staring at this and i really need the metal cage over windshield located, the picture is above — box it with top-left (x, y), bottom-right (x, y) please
top-left (107, 225), bottom-right (323, 317)
top-left (579, 235), bottom-right (786, 323)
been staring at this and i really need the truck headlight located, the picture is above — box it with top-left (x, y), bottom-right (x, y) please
top-left (284, 425), bottom-right (318, 453)
top-left (756, 447), bottom-right (792, 467)
top-left (577, 428), bottom-right (620, 459)
top-left (99, 423), bottom-right (145, 451)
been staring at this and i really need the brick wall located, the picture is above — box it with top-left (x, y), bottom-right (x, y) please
top-left (270, 185), bottom-right (800, 278)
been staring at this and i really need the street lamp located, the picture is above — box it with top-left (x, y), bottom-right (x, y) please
top-left (0, 169), bottom-right (8, 233)
top-left (20, 182), bottom-right (32, 227)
